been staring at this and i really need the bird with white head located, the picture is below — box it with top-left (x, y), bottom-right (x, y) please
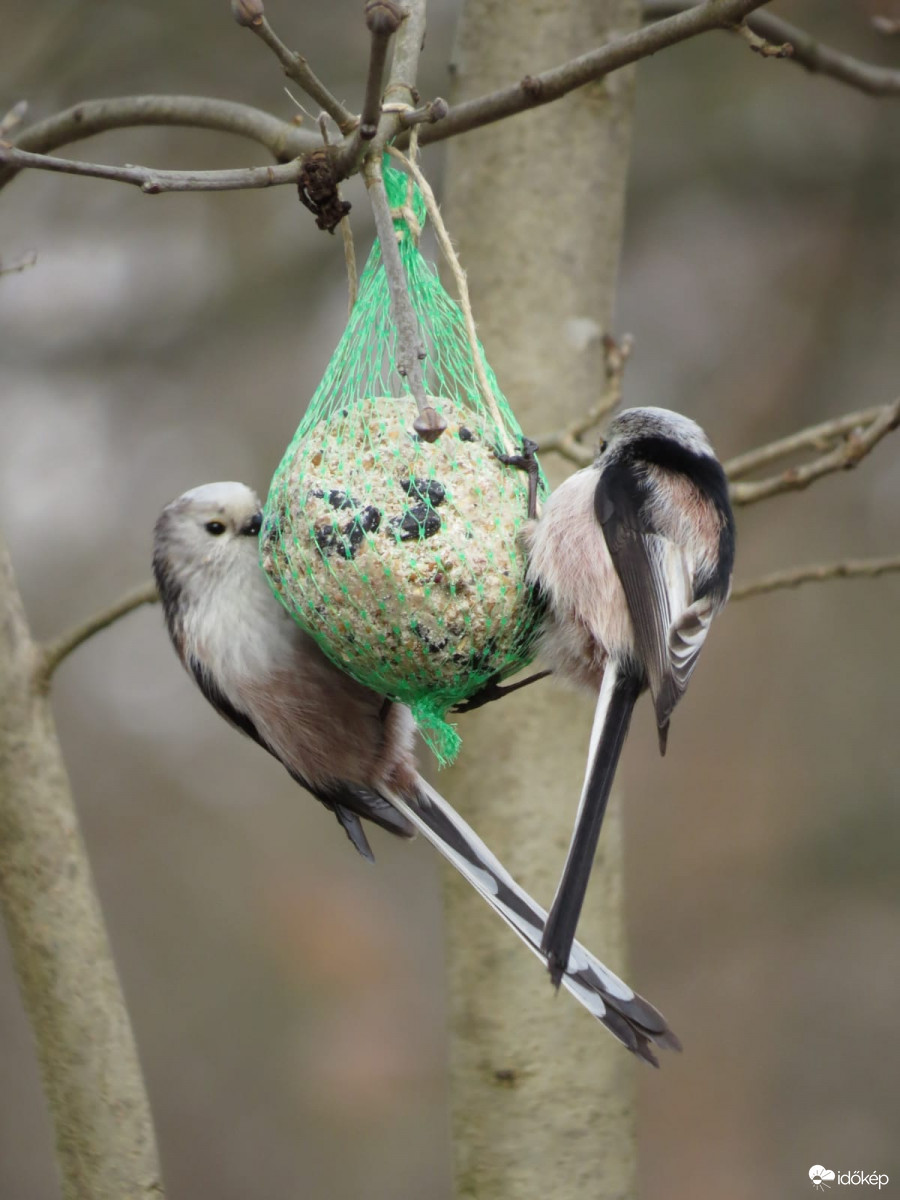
top-left (152, 480), bottom-right (680, 1064)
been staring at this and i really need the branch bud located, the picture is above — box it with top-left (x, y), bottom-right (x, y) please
top-left (231, 0), bottom-right (264, 27)
top-left (365, 0), bottom-right (404, 36)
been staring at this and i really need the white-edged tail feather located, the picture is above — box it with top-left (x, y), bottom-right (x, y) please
top-left (381, 778), bottom-right (679, 1065)
top-left (541, 661), bottom-right (643, 988)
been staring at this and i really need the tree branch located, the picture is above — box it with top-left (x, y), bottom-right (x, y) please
top-left (0, 534), bottom-right (163, 1197)
top-left (37, 582), bottom-right (159, 690)
top-left (643, 0), bottom-right (900, 96)
top-left (416, 0), bottom-right (773, 147)
top-left (243, 13), bottom-right (357, 133)
top-left (0, 95), bottom-right (317, 194)
top-left (361, 1), bottom-right (405, 139)
top-left (359, 0), bottom-right (446, 439)
top-left (3, 0), bottom-right (898, 207)
top-left (731, 555), bottom-right (900, 601)
top-left (0, 142), bottom-right (303, 193)
top-left (536, 334), bottom-right (633, 465)
top-left (363, 154), bottom-right (445, 438)
top-left (730, 399), bottom-right (900, 506)
top-left (723, 404), bottom-right (896, 479)
top-left (540, 397), bottom-right (900, 509)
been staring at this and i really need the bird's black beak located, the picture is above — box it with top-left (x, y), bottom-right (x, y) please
top-left (240, 512), bottom-right (263, 537)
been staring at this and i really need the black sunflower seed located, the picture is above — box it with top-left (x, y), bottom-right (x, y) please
top-left (389, 504), bottom-right (442, 542)
top-left (401, 477), bottom-right (446, 507)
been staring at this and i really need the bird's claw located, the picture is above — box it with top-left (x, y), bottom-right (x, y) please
top-left (494, 437), bottom-right (540, 519)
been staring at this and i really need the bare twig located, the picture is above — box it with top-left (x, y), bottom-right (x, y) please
top-left (734, 19), bottom-right (793, 59)
top-left (541, 396), bottom-right (900, 504)
top-left (1, 95), bottom-right (318, 195)
top-left (537, 334), bottom-right (634, 465)
top-left (0, 142), bottom-right (303, 193)
top-left (342, 213), bottom-right (359, 314)
top-left (643, 0), bottom-right (900, 96)
top-left (37, 582), bottom-right (158, 689)
top-left (246, 15), bottom-right (357, 133)
top-left (397, 97), bottom-right (450, 128)
top-left (4, 0), bottom-right (899, 206)
top-left (387, 144), bottom-right (510, 447)
top-left (732, 555), bottom-right (900, 601)
top-left (724, 404), bottom-right (896, 479)
top-left (415, 0), bottom-right (773, 148)
top-left (0, 100), bottom-right (28, 138)
top-left (334, 0), bottom-right (423, 182)
top-left (730, 400), bottom-right (900, 506)
top-left (364, 155), bottom-right (444, 438)
top-left (361, 1), bottom-right (405, 139)
top-left (373, 0), bottom-right (428, 145)
top-left (0, 250), bottom-right (37, 276)
top-left (360, 0), bottom-right (444, 439)
top-left (318, 115), bottom-right (358, 313)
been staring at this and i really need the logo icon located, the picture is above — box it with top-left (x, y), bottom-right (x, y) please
top-left (810, 1166), bottom-right (836, 1190)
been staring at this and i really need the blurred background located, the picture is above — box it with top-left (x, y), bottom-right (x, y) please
top-left (1, 1), bottom-right (898, 1197)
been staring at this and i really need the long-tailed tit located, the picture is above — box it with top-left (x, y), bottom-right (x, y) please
top-left (152, 481), bottom-right (680, 1064)
top-left (522, 407), bottom-right (736, 985)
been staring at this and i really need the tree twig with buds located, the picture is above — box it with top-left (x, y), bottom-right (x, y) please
top-left (361, 1), bottom-right (405, 139)
top-left (642, 0), bottom-right (900, 96)
top-left (731, 555), bottom-right (900, 601)
top-left (729, 399), bottom-right (900, 506)
top-left (235, 1), bottom-right (357, 134)
top-left (541, 396), bottom-right (900, 507)
top-left (723, 404), bottom-right (898, 478)
top-left (733, 19), bottom-right (793, 59)
top-left (415, 0), bottom-right (773, 148)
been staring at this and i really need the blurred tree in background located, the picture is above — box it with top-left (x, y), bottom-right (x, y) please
top-left (1, 1), bottom-right (899, 1198)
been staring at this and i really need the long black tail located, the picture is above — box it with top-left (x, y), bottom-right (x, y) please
top-left (381, 774), bottom-right (678, 1066)
top-left (542, 662), bottom-right (642, 988)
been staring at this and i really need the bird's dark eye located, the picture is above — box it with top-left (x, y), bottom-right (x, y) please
top-left (241, 513), bottom-right (262, 537)
top-left (597, 439), bottom-right (608, 455)
top-left (205, 521), bottom-right (226, 536)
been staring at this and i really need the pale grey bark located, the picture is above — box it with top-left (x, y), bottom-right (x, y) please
top-left (0, 533), bottom-right (163, 1200)
top-left (439, 2), bottom-right (641, 1197)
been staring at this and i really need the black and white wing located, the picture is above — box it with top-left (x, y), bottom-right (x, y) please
top-left (593, 461), bottom-right (691, 749)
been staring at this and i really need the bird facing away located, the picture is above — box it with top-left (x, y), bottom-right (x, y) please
top-left (152, 481), bottom-right (681, 1064)
top-left (522, 407), bottom-right (735, 986)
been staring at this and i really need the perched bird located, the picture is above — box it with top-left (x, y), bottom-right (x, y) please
top-left (522, 407), bottom-right (735, 986)
top-left (152, 481), bottom-right (680, 1064)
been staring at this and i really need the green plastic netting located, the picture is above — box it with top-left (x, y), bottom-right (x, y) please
top-left (261, 162), bottom-right (546, 762)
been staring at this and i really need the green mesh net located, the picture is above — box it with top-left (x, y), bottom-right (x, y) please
top-left (262, 163), bottom-right (546, 762)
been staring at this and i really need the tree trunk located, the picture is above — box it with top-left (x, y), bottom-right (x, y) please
top-left (440, 2), bottom-right (640, 1197)
top-left (0, 534), bottom-right (163, 1200)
